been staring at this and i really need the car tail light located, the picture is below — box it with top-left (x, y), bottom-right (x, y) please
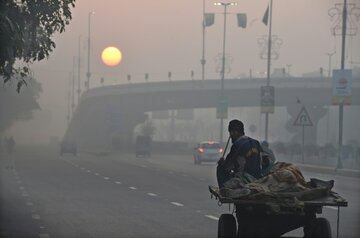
top-left (219, 148), bottom-right (224, 153)
top-left (198, 148), bottom-right (204, 153)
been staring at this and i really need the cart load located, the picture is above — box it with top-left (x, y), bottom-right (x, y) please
top-left (209, 162), bottom-right (347, 238)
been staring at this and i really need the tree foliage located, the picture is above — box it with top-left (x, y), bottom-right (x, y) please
top-left (0, 76), bottom-right (42, 134)
top-left (0, 0), bottom-right (76, 91)
top-left (139, 120), bottom-right (156, 138)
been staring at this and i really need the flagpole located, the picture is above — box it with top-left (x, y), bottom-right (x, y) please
top-left (265, 0), bottom-right (273, 142)
top-left (201, 0), bottom-right (206, 81)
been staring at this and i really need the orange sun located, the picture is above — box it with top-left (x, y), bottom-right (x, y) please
top-left (101, 46), bottom-right (122, 66)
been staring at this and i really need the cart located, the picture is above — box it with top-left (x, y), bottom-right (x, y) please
top-left (135, 136), bottom-right (151, 158)
top-left (209, 185), bottom-right (347, 238)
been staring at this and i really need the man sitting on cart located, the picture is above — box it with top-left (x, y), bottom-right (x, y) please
top-left (217, 120), bottom-right (271, 196)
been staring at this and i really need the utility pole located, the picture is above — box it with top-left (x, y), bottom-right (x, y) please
top-left (328, 0), bottom-right (360, 169)
top-left (77, 35), bottom-right (81, 104)
top-left (214, 2), bottom-right (237, 144)
top-left (264, 0), bottom-right (273, 141)
top-left (86, 11), bottom-right (95, 90)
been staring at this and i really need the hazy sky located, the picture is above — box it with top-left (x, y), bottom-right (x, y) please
top-left (6, 0), bottom-right (360, 144)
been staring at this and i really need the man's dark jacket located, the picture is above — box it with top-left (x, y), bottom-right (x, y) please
top-left (221, 136), bottom-right (262, 179)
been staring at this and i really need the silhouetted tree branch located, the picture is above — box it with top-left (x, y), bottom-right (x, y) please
top-left (0, 0), bottom-right (76, 92)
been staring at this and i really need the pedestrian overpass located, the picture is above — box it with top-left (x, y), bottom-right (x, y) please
top-left (64, 77), bottom-right (360, 150)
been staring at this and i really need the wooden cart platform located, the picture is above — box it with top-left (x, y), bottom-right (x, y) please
top-left (209, 185), bottom-right (347, 238)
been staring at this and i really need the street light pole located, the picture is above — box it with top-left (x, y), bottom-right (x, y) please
top-left (201, 0), bottom-right (206, 81)
top-left (286, 64), bottom-right (292, 76)
top-left (77, 35), bottom-right (81, 103)
top-left (264, 0), bottom-right (273, 142)
top-left (86, 11), bottom-right (95, 90)
top-left (67, 73), bottom-right (71, 125)
top-left (337, 0), bottom-right (348, 169)
top-left (325, 51), bottom-right (336, 78)
top-left (71, 57), bottom-right (76, 116)
top-left (214, 2), bottom-right (237, 144)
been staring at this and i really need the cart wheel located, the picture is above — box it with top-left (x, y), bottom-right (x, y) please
top-left (312, 218), bottom-right (332, 238)
top-left (218, 214), bottom-right (237, 238)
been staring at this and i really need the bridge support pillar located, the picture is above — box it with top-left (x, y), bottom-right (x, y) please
top-left (109, 112), bottom-right (148, 151)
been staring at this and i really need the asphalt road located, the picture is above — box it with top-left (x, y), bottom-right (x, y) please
top-left (1, 145), bottom-right (359, 238)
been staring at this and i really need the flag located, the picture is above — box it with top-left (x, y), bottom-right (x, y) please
top-left (262, 5), bottom-right (269, 26)
top-left (237, 13), bottom-right (247, 28)
top-left (204, 13), bottom-right (215, 27)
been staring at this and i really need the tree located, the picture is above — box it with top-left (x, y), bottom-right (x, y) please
top-left (0, 0), bottom-right (76, 91)
top-left (138, 120), bottom-right (156, 138)
top-left (0, 76), bottom-right (42, 134)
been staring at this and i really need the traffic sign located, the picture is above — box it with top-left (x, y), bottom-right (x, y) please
top-left (293, 106), bottom-right (313, 126)
top-left (332, 69), bottom-right (352, 105)
top-left (216, 97), bottom-right (228, 119)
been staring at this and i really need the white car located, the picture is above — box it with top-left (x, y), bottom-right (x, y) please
top-left (193, 141), bottom-right (223, 165)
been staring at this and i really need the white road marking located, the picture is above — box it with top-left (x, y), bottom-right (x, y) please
top-left (171, 202), bottom-right (184, 207)
top-left (140, 165), bottom-right (148, 168)
top-left (104, 177), bottom-right (110, 180)
top-left (32, 214), bottom-right (41, 220)
top-left (115, 181), bottom-right (122, 184)
top-left (19, 186), bottom-right (25, 190)
top-left (22, 192), bottom-right (29, 197)
top-left (129, 187), bottom-right (137, 190)
top-left (147, 193), bottom-right (157, 197)
top-left (81, 167), bottom-right (85, 170)
top-left (205, 215), bottom-right (219, 221)
top-left (40, 226), bottom-right (46, 229)
top-left (325, 206), bottom-right (338, 211)
top-left (95, 173), bottom-right (100, 176)
top-left (86, 170), bottom-right (92, 173)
